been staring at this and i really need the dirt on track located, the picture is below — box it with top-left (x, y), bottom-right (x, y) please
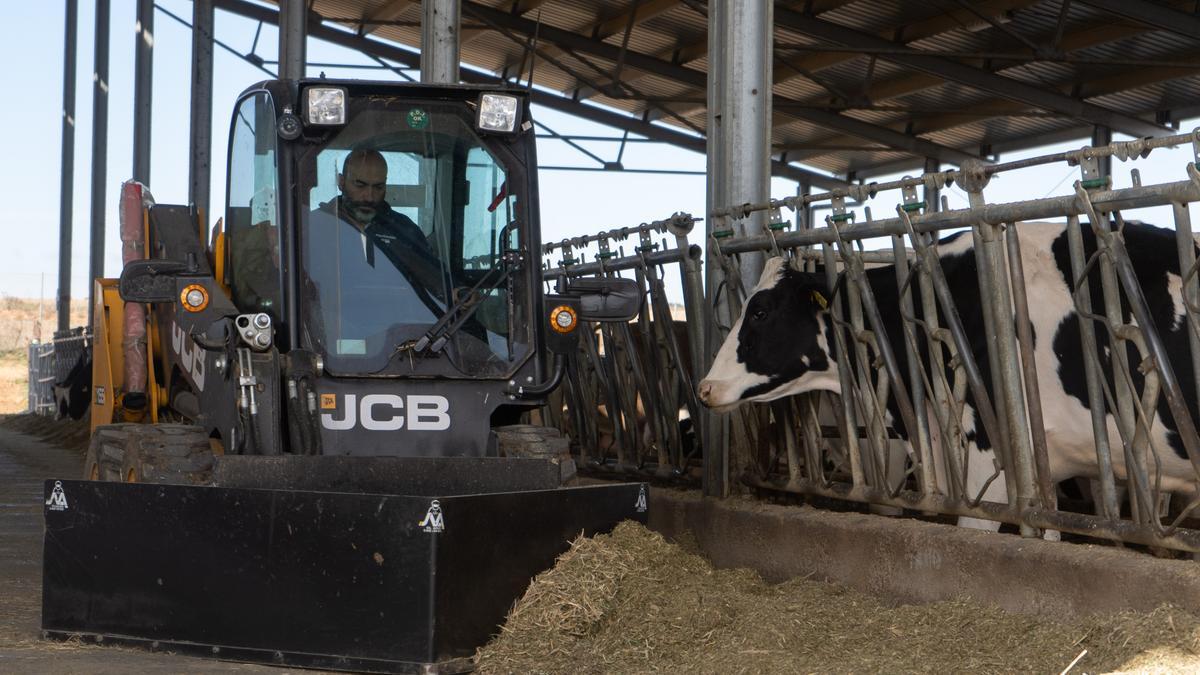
top-left (476, 522), bottom-right (1200, 675)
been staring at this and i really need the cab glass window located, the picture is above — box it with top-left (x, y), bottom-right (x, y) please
top-left (225, 92), bottom-right (282, 321)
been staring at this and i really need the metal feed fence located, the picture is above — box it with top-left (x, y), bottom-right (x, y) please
top-left (542, 213), bottom-right (705, 481)
top-left (705, 129), bottom-right (1200, 553)
top-left (27, 329), bottom-right (90, 416)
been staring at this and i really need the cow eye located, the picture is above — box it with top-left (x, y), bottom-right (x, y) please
top-left (752, 309), bottom-right (767, 322)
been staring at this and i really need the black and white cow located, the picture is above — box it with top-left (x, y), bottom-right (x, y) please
top-left (697, 221), bottom-right (1200, 526)
top-left (53, 351), bottom-right (91, 421)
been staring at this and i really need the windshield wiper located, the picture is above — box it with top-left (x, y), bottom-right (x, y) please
top-left (411, 256), bottom-right (516, 354)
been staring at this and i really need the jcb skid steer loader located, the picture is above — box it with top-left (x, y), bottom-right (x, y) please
top-left (41, 79), bottom-right (648, 674)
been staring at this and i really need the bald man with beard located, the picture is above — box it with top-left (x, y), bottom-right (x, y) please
top-left (305, 149), bottom-right (462, 353)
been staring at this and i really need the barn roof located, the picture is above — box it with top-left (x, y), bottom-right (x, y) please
top-left (258, 0), bottom-right (1200, 183)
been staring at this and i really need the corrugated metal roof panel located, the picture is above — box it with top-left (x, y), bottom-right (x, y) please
top-left (270, 0), bottom-right (1197, 180)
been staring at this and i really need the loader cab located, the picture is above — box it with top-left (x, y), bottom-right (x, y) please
top-left (217, 80), bottom-right (547, 456)
top-left (223, 80), bottom-right (541, 379)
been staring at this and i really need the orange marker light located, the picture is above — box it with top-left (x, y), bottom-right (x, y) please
top-left (180, 284), bottom-right (210, 312)
top-left (549, 305), bottom-right (577, 334)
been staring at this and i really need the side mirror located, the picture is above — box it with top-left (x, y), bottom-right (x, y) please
top-left (566, 277), bottom-right (641, 322)
top-left (119, 259), bottom-right (240, 346)
top-left (118, 259), bottom-right (192, 303)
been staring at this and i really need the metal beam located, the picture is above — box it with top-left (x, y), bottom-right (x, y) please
top-left (461, 0), bottom-right (981, 165)
top-left (1075, 0), bottom-right (1200, 40)
top-left (132, 0), bottom-right (153, 184)
top-left (788, 4), bottom-right (1192, 116)
top-left (817, 50), bottom-right (1200, 171)
top-left (278, 0), bottom-right (306, 80)
top-left (421, 0), bottom-right (460, 83)
top-left (650, 0), bottom-right (1038, 119)
top-left (717, 0), bottom-right (773, 283)
top-left (88, 0), bottom-right (110, 326)
top-left (702, 0), bottom-right (726, 500)
top-left (57, 0), bottom-right (77, 333)
top-left (774, 7), bottom-right (1171, 139)
top-left (189, 0), bottom-right (214, 219)
top-left (364, 0), bottom-right (411, 34)
top-left (515, 0), bottom-right (682, 92)
top-left (778, 0), bottom-right (1193, 154)
top-left (211, 0), bottom-right (846, 189)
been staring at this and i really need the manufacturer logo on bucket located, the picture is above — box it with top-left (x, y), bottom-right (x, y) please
top-left (635, 485), bottom-right (648, 513)
top-left (46, 481), bottom-right (69, 512)
top-left (419, 499), bottom-right (444, 533)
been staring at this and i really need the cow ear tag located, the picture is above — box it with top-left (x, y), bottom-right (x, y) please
top-left (811, 290), bottom-right (829, 310)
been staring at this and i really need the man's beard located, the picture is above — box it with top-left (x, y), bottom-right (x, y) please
top-left (345, 200), bottom-right (383, 223)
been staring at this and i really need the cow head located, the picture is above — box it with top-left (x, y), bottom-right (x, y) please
top-left (697, 257), bottom-right (840, 410)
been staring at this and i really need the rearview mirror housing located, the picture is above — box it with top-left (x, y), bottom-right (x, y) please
top-left (566, 277), bottom-right (641, 322)
top-left (118, 259), bottom-right (192, 303)
top-left (119, 259), bottom-right (240, 343)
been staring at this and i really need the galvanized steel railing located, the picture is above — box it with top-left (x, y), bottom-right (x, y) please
top-left (27, 329), bottom-right (90, 416)
top-left (706, 129), bottom-right (1200, 553)
top-left (541, 213), bottom-right (705, 480)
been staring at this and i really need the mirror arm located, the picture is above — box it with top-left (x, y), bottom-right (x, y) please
top-left (506, 354), bottom-right (565, 398)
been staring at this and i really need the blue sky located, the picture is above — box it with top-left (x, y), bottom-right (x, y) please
top-left (2, 1), bottom-right (1198, 304)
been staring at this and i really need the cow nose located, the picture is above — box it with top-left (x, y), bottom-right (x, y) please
top-left (697, 380), bottom-right (713, 405)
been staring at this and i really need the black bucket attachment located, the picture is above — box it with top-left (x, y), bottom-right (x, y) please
top-left (41, 457), bottom-right (648, 673)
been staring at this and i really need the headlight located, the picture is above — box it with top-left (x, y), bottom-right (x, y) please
top-left (476, 93), bottom-right (521, 134)
top-left (305, 87), bottom-right (347, 126)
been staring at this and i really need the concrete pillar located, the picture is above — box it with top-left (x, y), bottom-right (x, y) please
top-left (421, 0), bottom-right (461, 83)
top-left (278, 0), bottom-right (306, 81)
top-left (57, 0), bottom-right (78, 333)
top-left (190, 0), bottom-right (214, 220)
top-left (132, 0), bottom-right (153, 184)
top-left (88, 0), bottom-right (111, 326)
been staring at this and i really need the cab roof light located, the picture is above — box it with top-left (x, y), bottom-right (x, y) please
top-left (306, 87), bottom-right (347, 126)
top-left (476, 93), bottom-right (522, 135)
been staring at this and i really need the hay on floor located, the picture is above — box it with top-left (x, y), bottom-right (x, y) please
top-left (476, 522), bottom-right (1200, 675)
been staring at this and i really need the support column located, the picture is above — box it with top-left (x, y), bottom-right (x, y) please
top-left (189, 0), bottom-right (214, 219)
top-left (702, 0), bottom-right (773, 498)
top-left (132, 0), bottom-right (153, 184)
top-left (88, 0), bottom-right (111, 326)
top-left (1091, 125), bottom-right (1112, 180)
top-left (57, 0), bottom-right (78, 333)
top-left (701, 0), bottom-right (728, 498)
top-left (278, 0), bottom-right (306, 80)
top-left (421, 0), bottom-right (460, 83)
top-left (923, 158), bottom-right (940, 212)
top-left (719, 0), bottom-right (772, 287)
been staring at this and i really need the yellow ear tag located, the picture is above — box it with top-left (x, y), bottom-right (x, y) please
top-left (811, 290), bottom-right (829, 310)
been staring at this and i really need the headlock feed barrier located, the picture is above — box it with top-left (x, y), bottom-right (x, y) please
top-left (705, 128), bottom-right (1200, 554)
top-left (27, 329), bottom-right (90, 416)
top-left (541, 214), bottom-right (705, 481)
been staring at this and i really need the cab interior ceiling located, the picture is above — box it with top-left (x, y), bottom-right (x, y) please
top-left (256, 0), bottom-right (1199, 183)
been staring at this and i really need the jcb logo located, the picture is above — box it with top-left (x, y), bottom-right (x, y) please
top-left (321, 394), bottom-right (451, 431)
top-left (170, 322), bottom-right (206, 392)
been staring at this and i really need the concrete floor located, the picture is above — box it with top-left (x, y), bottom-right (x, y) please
top-left (0, 427), bottom-right (298, 674)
